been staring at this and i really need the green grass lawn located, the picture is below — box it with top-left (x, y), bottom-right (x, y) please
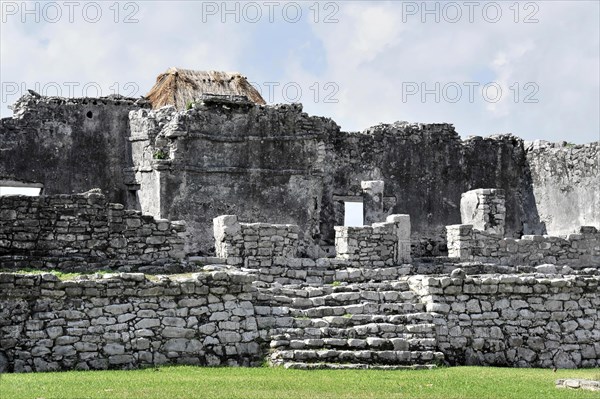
top-left (1, 366), bottom-right (598, 399)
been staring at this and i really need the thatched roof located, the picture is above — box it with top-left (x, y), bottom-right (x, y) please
top-left (146, 67), bottom-right (266, 109)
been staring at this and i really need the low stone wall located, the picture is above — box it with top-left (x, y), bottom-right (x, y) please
top-left (0, 193), bottom-right (186, 272)
top-left (334, 215), bottom-right (411, 265)
top-left (1, 270), bottom-right (599, 372)
top-left (0, 271), bottom-right (261, 372)
top-left (447, 225), bottom-right (600, 267)
top-left (409, 274), bottom-right (600, 368)
top-left (213, 215), bottom-right (299, 268)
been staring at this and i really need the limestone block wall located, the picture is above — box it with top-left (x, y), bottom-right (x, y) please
top-left (526, 141), bottom-right (600, 236)
top-left (0, 271), bottom-right (261, 372)
top-left (460, 188), bottom-right (506, 236)
top-left (0, 94), bottom-right (148, 206)
top-left (334, 215), bottom-right (411, 265)
top-left (213, 215), bottom-right (299, 268)
top-left (0, 193), bottom-right (186, 272)
top-left (409, 275), bottom-right (600, 368)
top-left (130, 99), bottom-right (338, 256)
top-left (447, 225), bottom-right (600, 267)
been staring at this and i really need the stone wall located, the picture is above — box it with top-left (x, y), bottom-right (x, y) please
top-left (0, 94), bottom-right (148, 206)
top-left (321, 124), bottom-right (532, 256)
top-left (213, 215), bottom-right (299, 268)
top-left (334, 215), bottom-right (411, 265)
top-left (0, 271), bottom-right (261, 372)
top-left (0, 192), bottom-right (186, 272)
top-left (129, 97), bottom-right (338, 255)
top-left (409, 274), bottom-right (600, 368)
top-left (526, 141), bottom-right (600, 236)
top-left (2, 95), bottom-right (598, 259)
top-left (460, 188), bottom-right (506, 236)
top-left (2, 270), bottom-right (598, 372)
top-left (447, 225), bottom-right (600, 267)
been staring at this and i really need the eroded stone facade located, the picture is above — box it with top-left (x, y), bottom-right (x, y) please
top-left (2, 94), bottom-right (598, 256)
top-left (0, 93), bottom-right (599, 373)
top-left (0, 192), bottom-right (186, 272)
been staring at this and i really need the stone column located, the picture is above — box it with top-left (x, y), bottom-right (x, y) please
top-left (446, 224), bottom-right (473, 260)
top-left (213, 215), bottom-right (242, 265)
top-left (460, 188), bottom-right (506, 236)
top-left (361, 180), bottom-right (385, 225)
top-left (387, 214), bottom-right (411, 263)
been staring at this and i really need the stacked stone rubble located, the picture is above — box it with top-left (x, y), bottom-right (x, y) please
top-left (460, 188), bottom-right (506, 236)
top-left (409, 274), bottom-right (600, 368)
top-left (448, 225), bottom-right (600, 267)
top-left (448, 188), bottom-right (600, 267)
top-left (0, 271), bottom-right (261, 372)
top-left (213, 215), bottom-right (299, 268)
top-left (335, 215), bottom-right (411, 266)
top-left (0, 193), bottom-right (186, 271)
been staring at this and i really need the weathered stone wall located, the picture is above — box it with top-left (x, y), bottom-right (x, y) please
top-left (321, 124), bottom-right (531, 256)
top-left (460, 188), bottom-right (506, 236)
top-left (213, 215), bottom-right (299, 268)
top-left (2, 270), bottom-right (598, 372)
top-left (526, 141), bottom-right (600, 236)
top-left (360, 180), bottom-right (386, 225)
top-left (129, 97), bottom-right (338, 255)
top-left (0, 94), bottom-right (148, 206)
top-left (2, 95), bottom-right (597, 259)
top-left (447, 225), bottom-right (600, 267)
top-left (0, 193), bottom-right (186, 272)
top-left (409, 274), bottom-right (600, 368)
top-left (334, 214), bottom-right (411, 265)
top-left (0, 271), bottom-right (261, 372)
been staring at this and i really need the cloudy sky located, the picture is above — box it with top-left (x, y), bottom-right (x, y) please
top-left (1, 1), bottom-right (599, 143)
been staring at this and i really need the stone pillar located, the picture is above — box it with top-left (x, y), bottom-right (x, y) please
top-left (446, 224), bottom-right (473, 260)
top-left (361, 180), bottom-right (385, 225)
top-left (213, 215), bottom-right (242, 265)
top-left (387, 214), bottom-right (411, 263)
top-left (460, 188), bottom-right (505, 236)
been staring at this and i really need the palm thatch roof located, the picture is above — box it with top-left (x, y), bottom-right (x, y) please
top-left (146, 67), bottom-right (266, 109)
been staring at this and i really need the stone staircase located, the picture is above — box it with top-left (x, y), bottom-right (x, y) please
top-left (253, 272), bottom-right (445, 369)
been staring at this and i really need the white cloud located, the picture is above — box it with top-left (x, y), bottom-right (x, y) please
top-left (1, 1), bottom-right (598, 144)
top-left (0, 2), bottom-right (247, 113)
top-left (303, 1), bottom-right (599, 143)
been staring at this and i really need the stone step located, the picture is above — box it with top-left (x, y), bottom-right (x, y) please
top-left (313, 313), bottom-right (435, 326)
top-left (188, 256), bottom-right (225, 265)
top-left (261, 312), bottom-right (435, 331)
top-left (270, 337), bottom-right (438, 351)
top-left (255, 281), bottom-right (412, 299)
top-left (271, 321), bottom-right (437, 341)
top-left (289, 302), bottom-right (425, 318)
top-left (279, 362), bottom-right (438, 370)
top-left (248, 266), bottom-right (413, 285)
top-left (270, 349), bottom-right (445, 365)
top-left (260, 290), bottom-right (419, 308)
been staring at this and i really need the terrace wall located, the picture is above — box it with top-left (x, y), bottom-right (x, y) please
top-left (447, 225), bottom-right (600, 267)
top-left (0, 271), bottom-right (262, 372)
top-left (409, 274), bottom-right (600, 368)
top-left (0, 193), bottom-right (186, 272)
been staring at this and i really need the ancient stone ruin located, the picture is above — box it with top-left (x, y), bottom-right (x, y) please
top-left (0, 70), bottom-right (598, 373)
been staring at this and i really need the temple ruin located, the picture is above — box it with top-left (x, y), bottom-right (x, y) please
top-left (0, 69), bottom-right (598, 372)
